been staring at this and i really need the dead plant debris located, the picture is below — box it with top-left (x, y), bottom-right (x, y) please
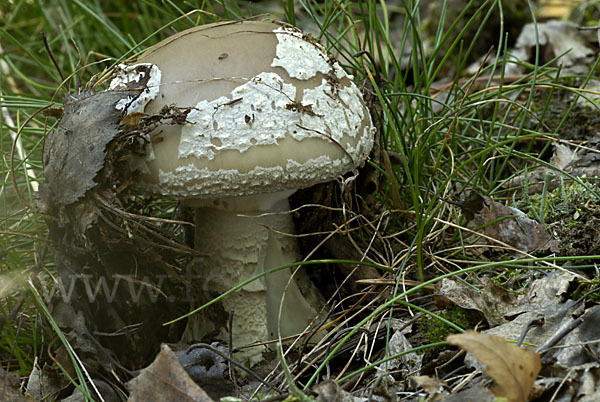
top-left (13, 2), bottom-right (600, 401)
top-left (128, 345), bottom-right (213, 402)
top-left (463, 192), bottom-right (559, 254)
top-left (447, 331), bottom-right (541, 402)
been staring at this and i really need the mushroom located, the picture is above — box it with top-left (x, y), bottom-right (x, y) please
top-left (110, 20), bottom-right (375, 366)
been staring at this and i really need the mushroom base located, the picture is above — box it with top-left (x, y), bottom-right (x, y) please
top-left (182, 193), bottom-right (324, 366)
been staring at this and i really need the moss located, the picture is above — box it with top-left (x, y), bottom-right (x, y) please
top-left (415, 305), bottom-right (481, 346)
top-left (516, 180), bottom-right (600, 260)
top-left (546, 183), bottom-right (600, 257)
top-left (570, 280), bottom-right (600, 303)
top-left (527, 85), bottom-right (600, 142)
top-left (491, 268), bottom-right (531, 294)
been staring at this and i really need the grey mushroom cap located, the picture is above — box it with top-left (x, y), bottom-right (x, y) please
top-left (113, 20), bottom-right (375, 199)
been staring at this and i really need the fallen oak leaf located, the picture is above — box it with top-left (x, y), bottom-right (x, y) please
top-left (447, 331), bottom-right (541, 402)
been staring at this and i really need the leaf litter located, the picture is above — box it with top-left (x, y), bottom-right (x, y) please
top-left (447, 331), bottom-right (541, 402)
top-left (23, 4), bottom-right (600, 402)
top-left (415, 270), bottom-right (600, 401)
top-left (128, 345), bottom-right (213, 402)
top-left (462, 192), bottom-right (559, 254)
top-left (32, 64), bottom-right (200, 399)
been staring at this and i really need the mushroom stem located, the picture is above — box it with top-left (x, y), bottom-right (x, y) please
top-left (185, 192), bottom-right (323, 366)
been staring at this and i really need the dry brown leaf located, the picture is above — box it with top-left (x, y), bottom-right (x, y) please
top-left (127, 344), bottom-right (213, 402)
top-left (447, 331), bottom-right (541, 402)
top-left (313, 380), bottom-right (364, 402)
top-left (509, 21), bottom-right (594, 76)
top-left (411, 375), bottom-right (447, 395)
top-left (435, 277), bottom-right (517, 326)
top-left (465, 193), bottom-right (559, 254)
top-left (468, 19), bottom-right (596, 77)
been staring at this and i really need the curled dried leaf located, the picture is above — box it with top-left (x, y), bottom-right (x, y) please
top-left (447, 331), bottom-right (541, 402)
